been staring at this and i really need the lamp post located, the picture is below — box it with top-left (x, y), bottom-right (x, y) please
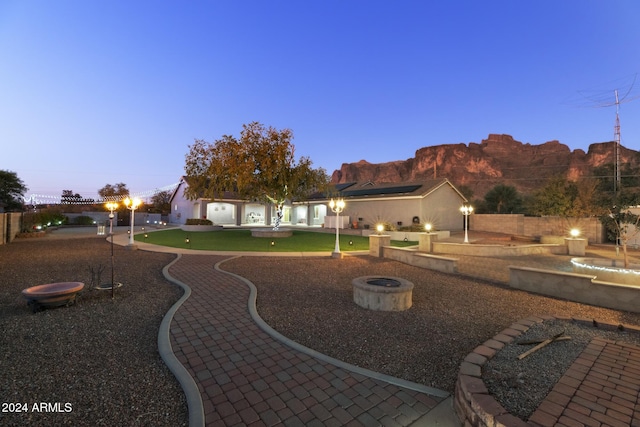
top-left (105, 202), bottom-right (118, 235)
top-left (104, 201), bottom-right (118, 298)
top-left (329, 198), bottom-right (346, 257)
top-left (123, 197), bottom-right (141, 247)
top-left (460, 204), bottom-right (473, 243)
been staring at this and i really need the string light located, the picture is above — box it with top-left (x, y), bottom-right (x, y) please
top-left (20, 182), bottom-right (181, 205)
top-left (570, 259), bottom-right (640, 276)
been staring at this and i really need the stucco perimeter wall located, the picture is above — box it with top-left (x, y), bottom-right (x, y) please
top-left (471, 214), bottom-right (604, 244)
top-left (1, 212), bottom-right (21, 244)
top-left (0, 213), bottom-right (5, 245)
top-left (381, 246), bottom-right (458, 274)
top-left (509, 266), bottom-right (640, 314)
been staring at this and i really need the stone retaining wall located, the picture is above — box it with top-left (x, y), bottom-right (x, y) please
top-left (509, 266), bottom-right (640, 314)
top-left (381, 246), bottom-right (458, 274)
top-left (432, 242), bottom-right (566, 257)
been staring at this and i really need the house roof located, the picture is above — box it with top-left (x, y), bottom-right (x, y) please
top-left (172, 176), bottom-right (467, 204)
top-left (308, 178), bottom-right (466, 201)
top-left (170, 176), bottom-right (245, 203)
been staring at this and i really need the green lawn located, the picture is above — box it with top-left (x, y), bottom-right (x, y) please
top-left (136, 229), bottom-right (417, 252)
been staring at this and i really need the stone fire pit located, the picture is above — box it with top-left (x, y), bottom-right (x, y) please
top-left (352, 276), bottom-right (414, 311)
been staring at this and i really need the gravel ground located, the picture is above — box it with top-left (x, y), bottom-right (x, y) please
top-left (221, 255), bottom-right (640, 405)
top-left (6, 232), bottom-right (640, 425)
top-left (0, 236), bottom-right (188, 427)
top-left (484, 319), bottom-right (640, 420)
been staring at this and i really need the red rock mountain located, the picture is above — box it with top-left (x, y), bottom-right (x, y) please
top-left (331, 134), bottom-right (638, 198)
top-left (331, 134), bottom-right (640, 198)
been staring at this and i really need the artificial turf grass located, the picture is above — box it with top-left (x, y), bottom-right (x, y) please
top-left (135, 228), bottom-right (417, 252)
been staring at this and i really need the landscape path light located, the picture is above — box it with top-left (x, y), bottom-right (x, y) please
top-left (123, 197), bottom-right (141, 247)
top-left (460, 204), bottom-right (473, 243)
top-left (329, 198), bottom-right (346, 257)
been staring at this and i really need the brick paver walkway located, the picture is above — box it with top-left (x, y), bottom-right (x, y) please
top-left (167, 254), bottom-right (448, 426)
top-left (529, 337), bottom-right (640, 427)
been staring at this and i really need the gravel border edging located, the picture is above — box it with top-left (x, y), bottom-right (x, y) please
top-left (160, 253), bottom-right (205, 427)
top-left (216, 256), bottom-right (450, 399)
top-left (454, 315), bottom-right (640, 427)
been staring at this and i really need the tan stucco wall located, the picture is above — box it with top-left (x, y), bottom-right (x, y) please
top-left (471, 214), bottom-right (605, 243)
top-left (339, 184), bottom-right (465, 231)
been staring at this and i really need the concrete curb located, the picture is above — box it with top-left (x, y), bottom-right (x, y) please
top-left (159, 254), bottom-right (205, 427)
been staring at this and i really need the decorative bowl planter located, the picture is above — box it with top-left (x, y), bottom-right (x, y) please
top-left (22, 282), bottom-right (85, 312)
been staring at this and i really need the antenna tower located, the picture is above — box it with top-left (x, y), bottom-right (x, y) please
top-left (575, 74), bottom-right (639, 193)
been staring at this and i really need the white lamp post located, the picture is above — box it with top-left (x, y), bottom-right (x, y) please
top-left (123, 197), bottom-right (141, 246)
top-left (329, 198), bottom-right (346, 257)
top-left (460, 204), bottom-right (473, 243)
top-left (105, 202), bottom-right (118, 235)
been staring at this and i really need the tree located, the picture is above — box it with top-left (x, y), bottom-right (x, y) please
top-left (483, 184), bottom-right (522, 214)
top-left (61, 189), bottom-right (82, 204)
top-left (149, 190), bottom-right (172, 214)
top-left (184, 122), bottom-right (329, 207)
top-left (528, 176), bottom-right (573, 216)
top-left (0, 170), bottom-right (27, 211)
top-left (98, 183), bottom-right (129, 200)
top-left (603, 204), bottom-right (640, 268)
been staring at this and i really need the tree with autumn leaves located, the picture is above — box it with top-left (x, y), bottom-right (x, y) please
top-left (183, 122), bottom-right (329, 209)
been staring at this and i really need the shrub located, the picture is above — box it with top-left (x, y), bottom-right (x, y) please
top-left (21, 211), bottom-right (68, 232)
top-left (398, 224), bottom-right (428, 232)
top-left (72, 215), bottom-right (95, 225)
top-left (185, 218), bottom-right (213, 225)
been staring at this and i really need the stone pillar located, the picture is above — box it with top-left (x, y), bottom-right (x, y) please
top-left (369, 234), bottom-right (391, 257)
top-left (419, 232), bottom-right (438, 253)
top-left (565, 238), bottom-right (587, 256)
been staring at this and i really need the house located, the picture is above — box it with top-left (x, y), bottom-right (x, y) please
top-left (168, 177), bottom-right (468, 231)
top-left (305, 179), bottom-right (468, 231)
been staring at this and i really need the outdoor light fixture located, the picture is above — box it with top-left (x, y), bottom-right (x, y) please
top-left (123, 197), bottom-right (141, 246)
top-left (570, 228), bottom-right (580, 238)
top-left (105, 201), bottom-right (118, 235)
top-left (425, 223), bottom-right (432, 232)
top-left (376, 224), bottom-right (384, 234)
top-left (329, 198), bottom-right (346, 257)
top-left (460, 204), bottom-right (474, 243)
top-left (104, 201), bottom-right (119, 299)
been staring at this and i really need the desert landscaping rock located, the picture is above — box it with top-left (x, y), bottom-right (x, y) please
top-left (0, 237), bottom-right (188, 427)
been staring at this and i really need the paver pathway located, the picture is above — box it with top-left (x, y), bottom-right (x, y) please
top-left (529, 337), bottom-right (640, 427)
top-left (166, 254), bottom-right (451, 426)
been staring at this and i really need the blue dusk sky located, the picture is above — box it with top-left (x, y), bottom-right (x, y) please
top-left (2, 1), bottom-right (640, 200)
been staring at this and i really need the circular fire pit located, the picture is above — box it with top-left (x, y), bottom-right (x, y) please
top-left (352, 276), bottom-right (414, 311)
